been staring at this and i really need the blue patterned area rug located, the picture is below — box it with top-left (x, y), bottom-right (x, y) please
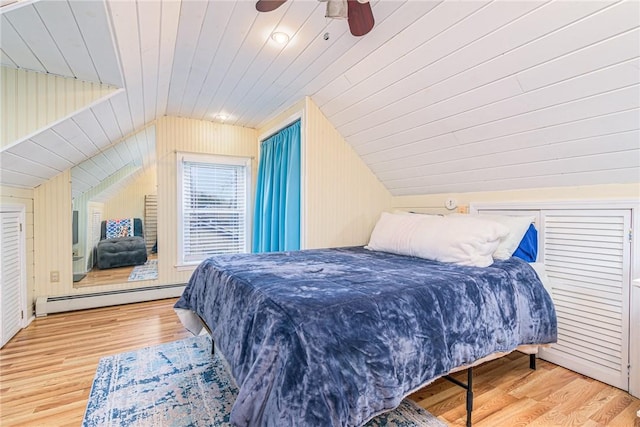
top-left (128, 259), bottom-right (158, 282)
top-left (83, 335), bottom-right (446, 427)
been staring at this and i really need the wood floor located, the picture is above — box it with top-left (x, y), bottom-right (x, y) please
top-left (1, 299), bottom-right (638, 427)
top-left (74, 254), bottom-right (157, 288)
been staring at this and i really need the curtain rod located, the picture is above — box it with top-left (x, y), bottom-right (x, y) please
top-left (171, 150), bottom-right (255, 160)
top-left (259, 116), bottom-right (302, 143)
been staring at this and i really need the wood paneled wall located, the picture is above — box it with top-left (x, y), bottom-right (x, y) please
top-left (103, 165), bottom-right (157, 222)
top-left (258, 97), bottom-right (392, 249)
top-left (393, 183), bottom-right (640, 213)
top-left (302, 98), bottom-right (392, 248)
top-left (33, 171), bottom-right (72, 299)
top-left (156, 116), bottom-right (258, 285)
top-left (0, 67), bottom-right (115, 149)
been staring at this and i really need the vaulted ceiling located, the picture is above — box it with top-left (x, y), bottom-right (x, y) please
top-left (1, 0), bottom-right (638, 195)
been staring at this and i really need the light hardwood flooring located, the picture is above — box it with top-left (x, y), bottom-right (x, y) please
top-left (74, 254), bottom-right (157, 288)
top-left (1, 299), bottom-right (638, 427)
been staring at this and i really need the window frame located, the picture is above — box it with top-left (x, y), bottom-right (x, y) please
top-left (176, 152), bottom-right (252, 266)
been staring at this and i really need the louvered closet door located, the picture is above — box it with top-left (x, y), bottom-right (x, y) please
top-left (1, 211), bottom-right (23, 348)
top-left (539, 209), bottom-right (631, 390)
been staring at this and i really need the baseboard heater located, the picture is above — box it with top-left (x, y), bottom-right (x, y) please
top-left (35, 284), bottom-right (186, 317)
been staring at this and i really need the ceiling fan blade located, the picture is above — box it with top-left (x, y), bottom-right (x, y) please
top-left (256, 0), bottom-right (288, 13)
top-left (347, 0), bottom-right (374, 36)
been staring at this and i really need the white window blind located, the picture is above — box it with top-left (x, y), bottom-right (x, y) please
top-left (179, 154), bottom-right (251, 264)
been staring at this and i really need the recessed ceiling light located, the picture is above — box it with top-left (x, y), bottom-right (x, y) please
top-left (271, 31), bottom-right (290, 45)
top-left (214, 114), bottom-right (228, 122)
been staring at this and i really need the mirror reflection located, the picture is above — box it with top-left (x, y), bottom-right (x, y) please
top-left (71, 130), bottom-right (157, 287)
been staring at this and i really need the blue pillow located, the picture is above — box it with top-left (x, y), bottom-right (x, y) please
top-left (513, 223), bottom-right (537, 262)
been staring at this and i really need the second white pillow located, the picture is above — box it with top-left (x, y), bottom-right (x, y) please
top-left (367, 212), bottom-right (509, 267)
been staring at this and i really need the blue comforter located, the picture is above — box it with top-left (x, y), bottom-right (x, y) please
top-left (174, 246), bottom-right (556, 426)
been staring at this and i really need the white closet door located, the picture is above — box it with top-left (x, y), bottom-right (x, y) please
top-left (86, 203), bottom-right (103, 270)
top-left (1, 211), bottom-right (24, 348)
top-left (539, 209), bottom-right (631, 390)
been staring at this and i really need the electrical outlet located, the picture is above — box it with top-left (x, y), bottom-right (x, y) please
top-left (50, 271), bottom-right (60, 282)
top-left (457, 205), bottom-right (469, 214)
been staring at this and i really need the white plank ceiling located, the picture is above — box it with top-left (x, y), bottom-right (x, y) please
top-left (0, 0), bottom-right (638, 195)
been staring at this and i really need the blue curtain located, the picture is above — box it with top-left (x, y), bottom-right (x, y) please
top-left (253, 120), bottom-right (301, 252)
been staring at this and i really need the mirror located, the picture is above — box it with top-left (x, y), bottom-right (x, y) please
top-left (71, 129), bottom-right (157, 287)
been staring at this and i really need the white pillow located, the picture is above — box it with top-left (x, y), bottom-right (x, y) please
top-left (367, 212), bottom-right (509, 267)
top-left (366, 212), bottom-right (426, 256)
top-left (470, 214), bottom-right (535, 260)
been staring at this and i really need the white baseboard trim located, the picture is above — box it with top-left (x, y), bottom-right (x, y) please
top-left (35, 284), bottom-right (185, 317)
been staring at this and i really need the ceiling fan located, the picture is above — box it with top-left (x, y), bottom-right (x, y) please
top-left (256, 0), bottom-right (375, 37)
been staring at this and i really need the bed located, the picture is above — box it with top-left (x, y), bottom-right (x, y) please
top-left (174, 216), bottom-right (557, 427)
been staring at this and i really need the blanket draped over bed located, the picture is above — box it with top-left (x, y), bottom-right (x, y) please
top-left (174, 246), bottom-right (556, 427)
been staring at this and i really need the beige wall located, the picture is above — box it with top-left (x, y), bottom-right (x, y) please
top-left (103, 165), bottom-right (157, 221)
top-left (0, 185), bottom-right (35, 319)
top-left (1, 67), bottom-right (116, 149)
top-left (258, 97), bottom-right (393, 249)
top-left (393, 183), bottom-right (640, 213)
top-left (156, 116), bottom-right (259, 285)
top-left (33, 171), bottom-right (73, 299)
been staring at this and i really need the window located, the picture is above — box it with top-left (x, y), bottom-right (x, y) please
top-left (177, 153), bottom-right (251, 264)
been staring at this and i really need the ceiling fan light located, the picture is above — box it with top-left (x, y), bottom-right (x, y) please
top-left (271, 31), bottom-right (290, 44)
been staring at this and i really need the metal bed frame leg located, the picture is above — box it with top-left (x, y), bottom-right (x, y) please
top-left (196, 314), bottom-right (215, 355)
top-left (466, 368), bottom-right (473, 427)
top-left (442, 354), bottom-right (535, 427)
top-left (529, 353), bottom-right (536, 370)
top-left (444, 367), bottom-right (473, 427)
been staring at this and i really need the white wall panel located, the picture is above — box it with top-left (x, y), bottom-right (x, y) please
top-left (328, 0), bottom-right (613, 127)
top-left (516, 28), bottom-right (640, 92)
top-left (453, 85), bottom-right (640, 144)
top-left (0, 67), bottom-right (116, 149)
top-left (369, 110), bottom-right (640, 171)
top-left (90, 100), bottom-right (125, 144)
top-left (107, 0), bottom-right (144, 130)
top-left (165, 0), bottom-right (209, 117)
top-left (4, 6), bottom-right (72, 76)
top-left (5, 140), bottom-right (74, 173)
top-left (342, 76), bottom-right (524, 143)
top-left (137, 0), bottom-right (161, 125)
top-left (184, 0), bottom-right (253, 118)
top-left (29, 131), bottom-right (86, 167)
top-left (378, 131), bottom-right (639, 182)
top-left (32, 1), bottom-right (100, 83)
top-left (320, 0), bottom-right (489, 113)
top-left (155, 0), bottom-right (180, 118)
top-left (69, 0), bottom-right (122, 87)
top-left (0, 48), bottom-right (17, 68)
top-left (0, 15), bottom-right (45, 73)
